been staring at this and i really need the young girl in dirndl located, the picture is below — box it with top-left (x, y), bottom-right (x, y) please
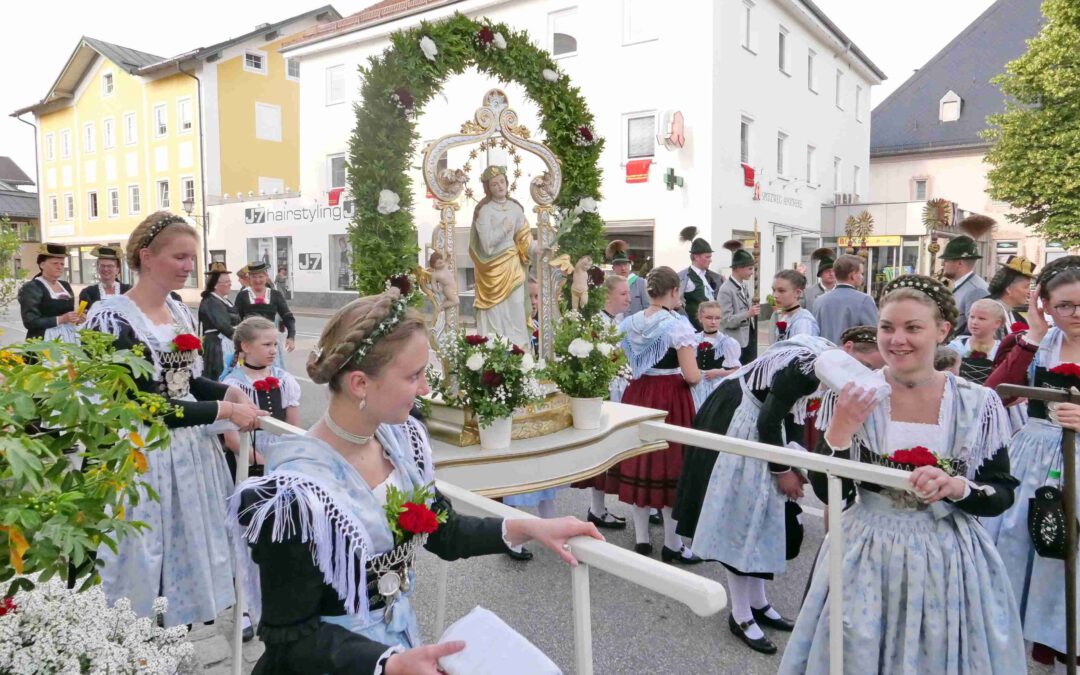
top-left (770, 269), bottom-right (819, 343)
top-left (689, 301), bottom-right (742, 412)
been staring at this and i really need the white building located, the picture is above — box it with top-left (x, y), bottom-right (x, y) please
top-left (210, 0), bottom-right (883, 308)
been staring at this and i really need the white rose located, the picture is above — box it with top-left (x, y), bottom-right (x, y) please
top-left (420, 36), bottom-right (439, 61)
top-left (597, 342), bottom-right (614, 357)
top-left (377, 189), bottom-right (400, 215)
top-left (542, 68), bottom-right (559, 82)
top-left (521, 352), bottom-right (535, 371)
top-left (493, 32), bottom-right (508, 49)
top-left (568, 338), bottom-right (594, 358)
top-left (466, 353), bottom-right (485, 371)
top-left (577, 197), bottom-right (598, 213)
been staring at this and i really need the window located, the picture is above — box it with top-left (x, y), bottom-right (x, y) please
top-left (855, 86), bottom-right (863, 122)
top-left (87, 191), bottom-right (99, 219)
top-left (128, 185), bottom-right (141, 214)
top-left (287, 58), bottom-right (300, 80)
top-left (835, 70), bottom-right (844, 109)
top-left (181, 176), bottom-right (195, 204)
top-left (778, 27), bottom-right (789, 73)
top-left (740, 116), bottom-right (753, 164)
top-left (123, 112), bottom-right (137, 145)
top-left (178, 98), bottom-right (193, 133)
top-left (83, 123), bottom-right (95, 153)
top-left (153, 105), bottom-right (167, 138)
top-left (996, 240), bottom-right (1019, 265)
top-left (807, 49), bottom-right (817, 92)
top-left (833, 157), bottom-right (842, 193)
top-left (626, 113), bottom-right (656, 160)
top-left (740, 1), bottom-right (754, 51)
top-left (102, 72), bottom-right (114, 96)
top-left (776, 131), bottom-right (788, 176)
top-left (1047, 247), bottom-right (1067, 266)
top-left (244, 51), bottom-right (267, 75)
top-left (915, 179), bottom-right (928, 200)
top-left (157, 180), bottom-right (170, 209)
top-left (550, 8), bottom-right (578, 57)
top-left (255, 103), bottom-right (282, 142)
top-left (623, 0), bottom-right (659, 45)
top-left (328, 153), bottom-right (347, 189)
top-left (806, 145), bottom-right (816, 184)
top-left (103, 118), bottom-right (115, 149)
top-left (60, 129), bottom-right (71, 159)
top-left (45, 133), bottom-right (55, 161)
top-left (107, 187), bottom-right (119, 217)
top-left (852, 165), bottom-right (861, 200)
top-left (48, 195), bottom-right (58, 221)
top-left (325, 65), bottom-right (345, 105)
top-left (939, 90), bottom-right (962, 122)
top-left (63, 193), bottom-right (74, 220)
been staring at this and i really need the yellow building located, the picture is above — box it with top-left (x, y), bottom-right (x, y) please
top-left (11, 6), bottom-right (340, 288)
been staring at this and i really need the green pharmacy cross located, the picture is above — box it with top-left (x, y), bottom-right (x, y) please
top-left (663, 167), bottom-right (684, 191)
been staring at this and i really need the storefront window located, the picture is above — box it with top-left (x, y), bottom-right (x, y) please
top-left (330, 234), bottom-right (356, 291)
top-left (247, 238), bottom-right (274, 270)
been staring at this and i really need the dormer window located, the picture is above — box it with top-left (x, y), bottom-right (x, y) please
top-left (939, 90), bottom-right (961, 122)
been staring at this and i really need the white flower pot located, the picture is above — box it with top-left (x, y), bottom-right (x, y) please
top-left (570, 397), bottom-right (603, 430)
top-left (478, 415), bottom-right (513, 450)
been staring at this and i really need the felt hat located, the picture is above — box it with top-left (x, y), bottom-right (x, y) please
top-left (1002, 255), bottom-right (1036, 278)
top-left (207, 261), bottom-right (231, 275)
top-left (811, 247), bottom-right (835, 277)
top-left (90, 245), bottom-right (122, 261)
top-left (723, 240), bottom-right (754, 269)
top-left (940, 235), bottom-right (982, 260)
top-left (38, 243), bottom-right (68, 259)
top-left (606, 240), bottom-right (631, 265)
top-left (680, 227), bottom-right (713, 255)
top-left (246, 261), bottom-right (271, 274)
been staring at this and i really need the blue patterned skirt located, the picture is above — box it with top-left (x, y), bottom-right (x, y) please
top-left (779, 489), bottom-right (1024, 674)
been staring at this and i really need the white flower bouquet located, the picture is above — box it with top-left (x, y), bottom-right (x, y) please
top-left (543, 311), bottom-right (629, 399)
top-left (431, 333), bottom-right (543, 427)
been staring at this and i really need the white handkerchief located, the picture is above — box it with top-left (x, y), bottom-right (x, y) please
top-left (437, 607), bottom-right (562, 675)
top-left (813, 349), bottom-right (890, 403)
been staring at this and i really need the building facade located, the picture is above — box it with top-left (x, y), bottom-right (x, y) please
top-left (0, 156), bottom-right (41, 278)
top-left (211, 0), bottom-right (882, 308)
top-left (11, 6), bottom-right (340, 292)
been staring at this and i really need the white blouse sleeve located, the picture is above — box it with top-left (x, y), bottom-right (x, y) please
top-left (669, 315), bottom-right (699, 350)
top-left (721, 336), bottom-right (742, 367)
top-left (281, 372), bottom-right (302, 408)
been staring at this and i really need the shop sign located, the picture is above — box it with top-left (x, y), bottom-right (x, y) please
top-left (243, 199), bottom-right (355, 225)
top-left (756, 191), bottom-right (803, 209)
top-left (838, 235), bottom-right (903, 247)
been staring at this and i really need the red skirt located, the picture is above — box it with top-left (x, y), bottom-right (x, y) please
top-left (592, 374), bottom-right (695, 508)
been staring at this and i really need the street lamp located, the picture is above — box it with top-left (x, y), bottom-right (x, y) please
top-left (181, 197), bottom-right (208, 284)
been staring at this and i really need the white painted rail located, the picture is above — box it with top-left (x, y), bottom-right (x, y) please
top-left (233, 416), bottom-right (727, 675)
top-left (638, 420), bottom-right (916, 675)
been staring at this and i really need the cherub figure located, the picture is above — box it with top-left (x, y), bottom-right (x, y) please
top-left (571, 255), bottom-right (593, 311)
top-left (427, 251), bottom-right (459, 313)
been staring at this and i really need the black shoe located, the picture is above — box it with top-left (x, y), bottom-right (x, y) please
top-left (661, 545), bottom-right (704, 565)
top-left (506, 547), bottom-right (533, 561)
top-left (649, 509), bottom-right (663, 525)
top-left (751, 605), bottom-right (796, 632)
top-left (728, 614), bottom-right (777, 654)
top-left (242, 613), bottom-right (255, 643)
top-left (587, 509), bottom-right (627, 530)
top-left (634, 542), bottom-right (654, 556)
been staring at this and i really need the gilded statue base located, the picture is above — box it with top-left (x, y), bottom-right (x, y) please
top-left (425, 390), bottom-right (573, 447)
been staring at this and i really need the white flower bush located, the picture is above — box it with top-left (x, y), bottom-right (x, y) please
top-left (419, 36), bottom-right (439, 61)
top-left (466, 353), bottom-right (486, 372)
top-left (542, 312), bottom-right (629, 399)
top-left (597, 342), bottom-right (614, 357)
top-left (377, 189), bottom-right (401, 215)
top-left (542, 68), bottom-right (559, 82)
top-left (493, 32), bottom-right (508, 49)
top-left (0, 576), bottom-right (194, 674)
top-left (567, 338), bottom-right (594, 358)
top-left (429, 333), bottom-right (543, 427)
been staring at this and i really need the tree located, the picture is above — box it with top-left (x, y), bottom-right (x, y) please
top-left (0, 217), bottom-right (23, 314)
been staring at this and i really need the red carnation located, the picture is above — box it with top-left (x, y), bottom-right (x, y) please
top-left (398, 502), bottom-right (440, 535)
top-left (477, 26), bottom-right (495, 45)
top-left (0, 597), bottom-right (16, 617)
top-left (265, 376), bottom-right (280, 389)
top-left (389, 274), bottom-right (412, 297)
top-left (775, 321), bottom-right (788, 333)
top-left (465, 334), bottom-right (489, 346)
top-left (1050, 363), bottom-right (1080, 379)
top-left (1010, 321), bottom-right (1028, 334)
top-left (888, 446), bottom-right (938, 468)
top-left (510, 344), bottom-right (525, 356)
top-left (172, 334), bottom-right (202, 352)
top-left (480, 369), bottom-right (505, 388)
top-left (807, 398), bottom-right (821, 413)
top-left (969, 350), bottom-right (988, 360)
top-left (697, 342), bottom-right (712, 352)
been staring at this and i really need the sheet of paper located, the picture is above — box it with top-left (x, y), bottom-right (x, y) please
top-left (813, 349), bottom-right (890, 403)
top-left (437, 606), bottom-right (562, 675)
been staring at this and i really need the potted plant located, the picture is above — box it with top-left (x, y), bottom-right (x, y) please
top-left (434, 332), bottom-right (543, 450)
top-left (542, 311), bottom-right (629, 430)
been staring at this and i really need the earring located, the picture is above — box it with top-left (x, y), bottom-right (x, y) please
top-left (237, 354), bottom-right (245, 367)
top-left (358, 398), bottom-right (367, 413)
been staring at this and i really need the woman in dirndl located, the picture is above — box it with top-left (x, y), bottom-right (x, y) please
top-left (198, 261), bottom-right (240, 381)
top-left (85, 211), bottom-right (267, 627)
top-left (780, 275), bottom-right (1024, 674)
top-left (984, 255), bottom-right (1080, 666)
top-left (18, 243), bottom-right (83, 343)
top-left (235, 260), bottom-right (296, 369)
top-left (770, 269), bottom-right (819, 343)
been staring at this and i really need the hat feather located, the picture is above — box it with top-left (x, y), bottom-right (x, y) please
top-left (605, 239), bottom-right (630, 260)
top-left (679, 227), bottom-right (699, 243)
top-left (959, 214), bottom-right (996, 238)
top-left (811, 247), bottom-right (834, 262)
top-left (722, 239), bottom-right (744, 253)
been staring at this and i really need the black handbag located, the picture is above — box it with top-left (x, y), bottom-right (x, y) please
top-left (1029, 486), bottom-right (1075, 560)
top-left (785, 500), bottom-right (804, 560)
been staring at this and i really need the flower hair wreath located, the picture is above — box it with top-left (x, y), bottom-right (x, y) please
top-left (141, 215), bottom-right (189, 250)
top-left (314, 275), bottom-right (413, 373)
top-left (882, 275), bottom-right (954, 324)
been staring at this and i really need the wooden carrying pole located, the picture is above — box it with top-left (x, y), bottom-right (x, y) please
top-left (997, 383), bottom-right (1077, 675)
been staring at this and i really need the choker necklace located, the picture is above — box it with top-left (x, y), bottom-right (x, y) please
top-left (244, 363), bottom-right (269, 372)
top-left (781, 305), bottom-right (800, 313)
top-left (888, 369), bottom-right (937, 389)
top-left (703, 330), bottom-right (718, 336)
top-left (323, 412), bottom-right (373, 445)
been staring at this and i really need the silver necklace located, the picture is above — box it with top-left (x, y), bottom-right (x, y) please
top-left (888, 368), bottom-right (937, 389)
top-left (323, 412), bottom-right (373, 445)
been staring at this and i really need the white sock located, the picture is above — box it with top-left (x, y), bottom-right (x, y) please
top-left (632, 505), bottom-right (651, 545)
top-left (748, 578), bottom-right (782, 619)
top-left (661, 507), bottom-right (683, 551)
top-left (537, 499), bottom-right (557, 519)
top-left (590, 489), bottom-right (607, 518)
top-left (726, 573), bottom-right (764, 640)
top-left (650, 507), bottom-right (659, 517)
top-left (241, 613), bottom-right (252, 630)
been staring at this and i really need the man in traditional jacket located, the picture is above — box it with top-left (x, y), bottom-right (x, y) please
top-left (608, 240), bottom-right (647, 315)
top-left (812, 254), bottom-right (878, 344)
top-left (941, 235), bottom-right (989, 337)
top-left (678, 227), bottom-right (724, 331)
top-left (717, 241), bottom-right (759, 363)
top-left (802, 247), bottom-right (837, 312)
top-left (78, 246), bottom-right (131, 311)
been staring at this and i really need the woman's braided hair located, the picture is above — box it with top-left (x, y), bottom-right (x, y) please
top-left (307, 287), bottom-right (427, 392)
top-left (645, 266), bottom-right (680, 299)
top-left (1036, 254), bottom-right (1080, 300)
top-left (879, 274), bottom-right (960, 335)
top-left (126, 210), bottom-right (197, 270)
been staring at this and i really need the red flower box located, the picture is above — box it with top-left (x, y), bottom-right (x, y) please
top-left (172, 334), bottom-right (202, 352)
top-left (399, 501), bottom-right (440, 535)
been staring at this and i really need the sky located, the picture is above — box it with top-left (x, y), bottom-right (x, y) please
top-left (0, 0), bottom-right (1000, 184)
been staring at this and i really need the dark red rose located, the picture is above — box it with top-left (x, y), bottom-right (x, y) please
top-left (0, 597), bottom-right (15, 616)
top-left (477, 26), bottom-right (495, 45)
top-left (697, 342), bottom-right (712, 352)
top-left (969, 351), bottom-right (988, 360)
top-left (806, 398), bottom-right (821, 413)
top-left (389, 274), bottom-right (412, 297)
top-left (888, 446), bottom-right (938, 468)
top-left (398, 502), bottom-right (440, 535)
top-left (510, 344), bottom-right (525, 356)
top-left (391, 87), bottom-right (414, 111)
top-left (464, 335), bottom-right (489, 346)
top-left (1051, 363), bottom-right (1080, 379)
top-left (578, 126), bottom-right (593, 142)
top-left (172, 334), bottom-right (202, 352)
top-left (1010, 321), bottom-right (1028, 334)
top-left (588, 266), bottom-right (605, 287)
top-left (775, 321), bottom-right (788, 333)
top-left (480, 370), bottom-right (505, 388)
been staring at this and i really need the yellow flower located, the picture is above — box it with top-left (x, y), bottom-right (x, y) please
top-left (1, 525), bottom-right (29, 574)
top-left (129, 431), bottom-right (145, 448)
top-left (129, 449), bottom-right (148, 474)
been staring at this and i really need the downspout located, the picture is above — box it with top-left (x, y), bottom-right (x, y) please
top-left (178, 62), bottom-right (209, 286)
top-left (13, 112), bottom-right (41, 277)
